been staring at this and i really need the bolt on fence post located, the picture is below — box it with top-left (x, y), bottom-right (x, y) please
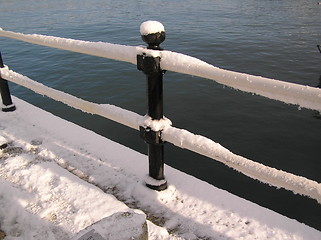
top-left (137, 21), bottom-right (167, 191)
top-left (0, 52), bottom-right (16, 112)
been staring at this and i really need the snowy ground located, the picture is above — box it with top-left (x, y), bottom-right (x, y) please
top-left (0, 96), bottom-right (320, 240)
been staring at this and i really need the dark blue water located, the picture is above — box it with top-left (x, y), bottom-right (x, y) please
top-left (1, 0), bottom-right (321, 230)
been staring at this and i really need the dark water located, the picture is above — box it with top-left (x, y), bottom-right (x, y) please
top-left (1, 0), bottom-right (321, 230)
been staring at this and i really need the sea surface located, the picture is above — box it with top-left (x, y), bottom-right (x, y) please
top-left (1, 0), bottom-right (321, 231)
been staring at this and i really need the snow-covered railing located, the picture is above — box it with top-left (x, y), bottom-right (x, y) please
top-left (0, 22), bottom-right (320, 203)
top-left (1, 27), bottom-right (321, 112)
top-left (0, 65), bottom-right (142, 130)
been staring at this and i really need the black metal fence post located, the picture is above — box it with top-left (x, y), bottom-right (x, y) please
top-left (137, 21), bottom-right (167, 191)
top-left (0, 52), bottom-right (16, 112)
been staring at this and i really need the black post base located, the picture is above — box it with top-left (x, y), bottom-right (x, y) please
top-left (145, 174), bottom-right (168, 191)
top-left (146, 181), bottom-right (168, 191)
top-left (2, 105), bottom-right (16, 112)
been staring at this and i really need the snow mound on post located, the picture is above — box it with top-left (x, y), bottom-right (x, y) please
top-left (140, 21), bottom-right (165, 36)
top-left (141, 115), bottom-right (172, 132)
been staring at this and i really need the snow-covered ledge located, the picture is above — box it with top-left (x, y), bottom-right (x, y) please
top-left (1, 96), bottom-right (320, 239)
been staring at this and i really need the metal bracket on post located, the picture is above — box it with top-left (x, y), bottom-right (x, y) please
top-left (0, 52), bottom-right (16, 112)
top-left (137, 21), bottom-right (167, 191)
top-left (139, 126), bottom-right (164, 146)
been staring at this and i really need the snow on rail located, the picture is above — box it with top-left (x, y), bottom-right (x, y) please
top-left (162, 126), bottom-right (321, 204)
top-left (1, 66), bottom-right (321, 203)
top-left (160, 51), bottom-right (321, 112)
top-left (0, 28), bottom-right (137, 64)
top-left (1, 28), bottom-right (321, 112)
top-left (0, 66), bottom-right (142, 130)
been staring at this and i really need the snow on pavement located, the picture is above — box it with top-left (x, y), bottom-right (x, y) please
top-left (0, 96), bottom-right (320, 240)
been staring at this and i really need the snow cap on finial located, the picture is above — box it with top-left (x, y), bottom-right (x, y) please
top-left (140, 21), bottom-right (165, 50)
top-left (140, 21), bottom-right (165, 36)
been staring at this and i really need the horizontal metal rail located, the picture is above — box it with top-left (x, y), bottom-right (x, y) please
top-left (1, 28), bottom-right (321, 112)
top-left (162, 127), bottom-right (321, 204)
top-left (0, 66), bottom-right (142, 130)
top-left (1, 66), bottom-right (320, 203)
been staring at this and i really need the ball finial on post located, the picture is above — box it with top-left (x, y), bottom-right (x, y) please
top-left (140, 21), bottom-right (166, 50)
